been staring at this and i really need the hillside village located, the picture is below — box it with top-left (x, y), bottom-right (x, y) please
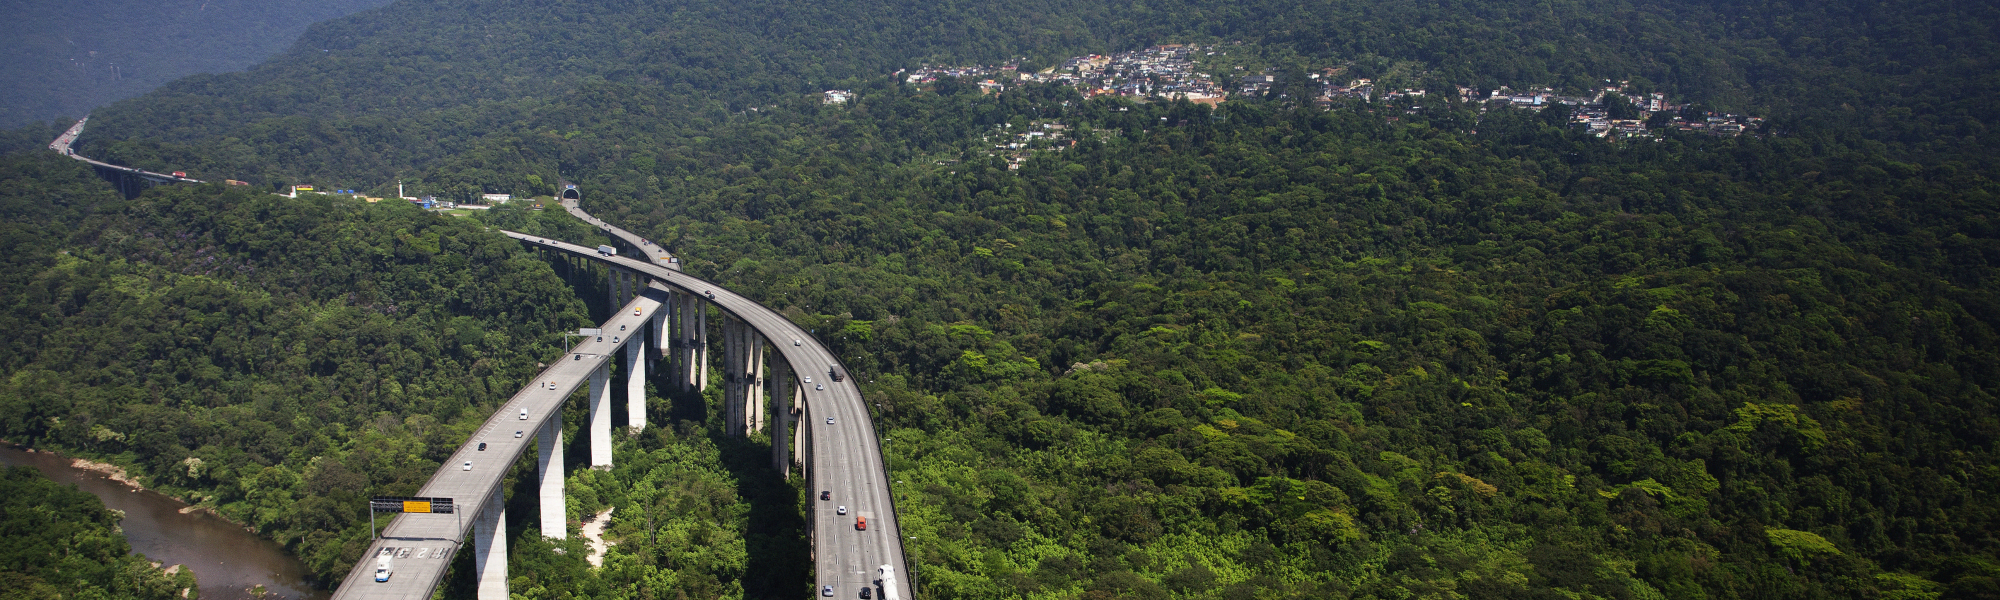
top-left (864, 44), bottom-right (1763, 140)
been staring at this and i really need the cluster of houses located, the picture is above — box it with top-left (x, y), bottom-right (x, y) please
top-left (984, 121), bottom-right (1076, 170)
top-left (1029, 44), bottom-right (1225, 103)
top-left (894, 45), bottom-right (1227, 104)
top-left (1456, 83), bottom-right (1762, 137)
top-left (859, 47), bottom-right (1766, 139)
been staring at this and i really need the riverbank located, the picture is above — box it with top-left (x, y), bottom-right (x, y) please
top-left (0, 443), bottom-right (328, 600)
top-left (69, 454), bottom-right (145, 489)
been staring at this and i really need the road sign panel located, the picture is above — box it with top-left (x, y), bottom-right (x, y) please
top-left (371, 496), bottom-right (454, 514)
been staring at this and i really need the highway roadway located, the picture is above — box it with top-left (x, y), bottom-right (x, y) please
top-left (504, 231), bottom-right (913, 600)
top-left (331, 286), bottom-right (665, 599)
top-left (50, 116), bottom-right (205, 184)
top-left (559, 197), bottom-right (682, 271)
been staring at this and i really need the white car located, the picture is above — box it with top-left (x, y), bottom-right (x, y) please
top-left (462, 461), bottom-right (473, 471)
top-left (826, 417), bottom-right (834, 424)
top-left (816, 384), bottom-right (825, 390)
top-left (794, 339), bottom-right (802, 346)
top-left (804, 376), bottom-right (812, 383)
top-left (837, 506), bottom-right (847, 515)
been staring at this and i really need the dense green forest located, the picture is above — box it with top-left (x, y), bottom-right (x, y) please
top-left (2, 0), bottom-right (1999, 598)
top-left (0, 151), bottom-right (613, 584)
top-left (54, 0), bottom-right (1999, 192)
top-left (0, 466), bottom-right (200, 599)
top-left (478, 83), bottom-right (2000, 599)
top-left (0, 0), bottom-right (396, 129)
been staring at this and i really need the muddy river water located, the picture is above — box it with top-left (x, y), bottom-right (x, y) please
top-left (0, 444), bottom-right (329, 600)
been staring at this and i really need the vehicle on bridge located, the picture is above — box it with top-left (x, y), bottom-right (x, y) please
top-left (830, 367), bottom-right (845, 381)
top-left (878, 565), bottom-right (901, 600)
top-left (856, 516), bottom-right (867, 530)
top-left (596, 244), bottom-right (617, 256)
top-left (376, 555), bottom-right (392, 582)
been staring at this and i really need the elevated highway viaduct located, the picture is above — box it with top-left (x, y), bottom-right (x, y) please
top-left (330, 209), bottom-right (911, 600)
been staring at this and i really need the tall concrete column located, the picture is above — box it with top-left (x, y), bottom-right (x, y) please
top-left (772, 358), bottom-right (793, 476)
top-left (800, 401), bottom-right (814, 488)
top-left (589, 362), bottom-right (612, 468)
top-left (473, 486), bottom-right (507, 600)
top-left (626, 337), bottom-right (646, 432)
top-left (618, 271), bottom-right (631, 308)
top-left (607, 269), bottom-right (619, 314)
top-left (537, 411), bottom-right (565, 540)
top-left (679, 294), bottom-right (697, 391)
top-left (722, 318), bottom-right (742, 436)
top-left (748, 333), bottom-right (765, 433)
top-left (653, 289), bottom-right (669, 360)
top-left (697, 299), bottom-right (709, 391)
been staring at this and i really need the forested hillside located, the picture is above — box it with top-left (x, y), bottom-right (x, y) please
top-left (0, 0), bottom-right (396, 129)
top-left (3, 0), bottom-right (1999, 598)
top-left (67, 0), bottom-right (1999, 193)
top-left (478, 83), bottom-right (2000, 599)
top-left (0, 151), bottom-right (601, 582)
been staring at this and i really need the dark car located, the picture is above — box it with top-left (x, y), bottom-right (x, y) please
top-left (821, 491), bottom-right (831, 501)
top-left (861, 588), bottom-right (872, 599)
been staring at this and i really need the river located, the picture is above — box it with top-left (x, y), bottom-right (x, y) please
top-left (0, 444), bottom-right (329, 600)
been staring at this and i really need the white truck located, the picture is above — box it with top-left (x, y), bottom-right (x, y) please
top-left (596, 245), bottom-right (617, 256)
top-left (877, 565), bottom-right (900, 600)
top-left (375, 555), bottom-right (392, 582)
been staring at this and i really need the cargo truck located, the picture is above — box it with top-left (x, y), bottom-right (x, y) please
top-left (877, 565), bottom-right (900, 600)
top-left (597, 245), bottom-right (617, 256)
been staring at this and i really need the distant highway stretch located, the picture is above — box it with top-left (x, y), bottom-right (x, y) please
top-left (49, 117), bottom-right (205, 198)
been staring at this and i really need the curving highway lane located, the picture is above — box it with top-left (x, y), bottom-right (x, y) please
top-left (506, 231), bottom-right (913, 600)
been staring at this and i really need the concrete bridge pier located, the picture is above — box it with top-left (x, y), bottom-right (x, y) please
top-left (588, 362), bottom-right (613, 468)
top-left (626, 335), bottom-right (647, 432)
top-left (771, 358), bottom-right (795, 476)
top-left (745, 326), bottom-right (765, 434)
top-left (607, 269), bottom-right (619, 314)
top-left (677, 294), bottom-right (708, 392)
top-left (473, 486), bottom-right (508, 600)
top-left (537, 412), bottom-right (565, 539)
top-left (723, 317), bottom-right (745, 435)
top-left (722, 317), bottom-right (771, 437)
top-left (697, 297), bottom-right (709, 391)
top-left (652, 289), bottom-right (669, 361)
